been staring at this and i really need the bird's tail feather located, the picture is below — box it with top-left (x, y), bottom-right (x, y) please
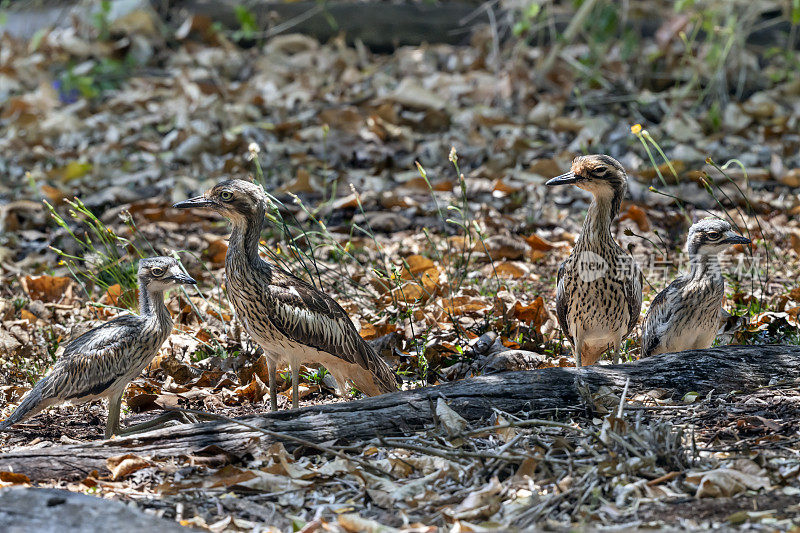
top-left (0, 385), bottom-right (52, 432)
top-left (364, 344), bottom-right (399, 395)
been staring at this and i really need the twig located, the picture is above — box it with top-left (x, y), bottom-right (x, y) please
top-left (379, 438), bottom-right (526, 463)
top-left (617, 377), bottom-right (630, 418)
top-left (465, 418), bottom-right (588, 437)
top-left (164, 407), bottom-right (397, 480)
top-left (646, 471), bottom-right (681, 486)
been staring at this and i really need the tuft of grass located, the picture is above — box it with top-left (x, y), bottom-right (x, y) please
top-left (46, 198), bottom-right (144, 310)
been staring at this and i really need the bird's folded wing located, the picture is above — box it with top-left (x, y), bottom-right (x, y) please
top-left (626, 265), bottom-right (644, 336)
top-left (42, 317), bottom-right (142, 400)
top-left (555, 261), bottom-right (570, 338)
top-left (641, 278), bottom-right (685, 356)
top-left (266, 271), bottom-right (375, 370)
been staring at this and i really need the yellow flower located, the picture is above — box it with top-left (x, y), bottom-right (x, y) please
top-left (630, 123), bottom-right (642, 135)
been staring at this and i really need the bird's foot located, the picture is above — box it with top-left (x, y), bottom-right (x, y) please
top-left (115, 411), bottom-right (199, 437)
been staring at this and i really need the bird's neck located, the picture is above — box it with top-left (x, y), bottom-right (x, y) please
top-left (578, 192), bottom-right (620, 245)
top-left (688, 254), bottom-right (722, 280)
top-left (139, 287), bottom-right (172, 331)
top-left (228, 204), bottom-right (266, 267)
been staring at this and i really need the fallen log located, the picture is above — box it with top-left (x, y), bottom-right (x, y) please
top-left (1, 344), bottom-right (798, 481)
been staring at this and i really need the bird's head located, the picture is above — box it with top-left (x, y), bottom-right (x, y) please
top-left (138, 257), bottom-right (196, 292)
top-left (546, 154), bottom-right (628, 200)
top-left (173, 179), bottom-right (267, 225)
top-left (686, 218), bottom-right (751, 256)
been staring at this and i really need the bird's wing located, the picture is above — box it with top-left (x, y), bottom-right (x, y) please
top-left (625, 261), bottom-right (644, 337)
top-left (265, 269), bottom-right (397, 392)
top-left (555, 260), bottom-right (571, 340)
top-left (42, 315), bottom-right (144, 400)
top-left (640, 278), bottom-right (686, 357)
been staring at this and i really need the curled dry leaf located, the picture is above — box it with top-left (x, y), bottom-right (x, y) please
top-left (620, 205), bottom-right (651, 232)
top-left (107, 453), bottom-right (152, 481)
top-left (493, 261), bottom-right (529, 279)
top-left (402, 254), bottom-right (435, 277)
top-left (234, 373), bottom-right (269, 403)
top-left (445, 476), bottom-right (503, 521)
top-left (436, 397), bottom-right (468, 438)
top-left (513, 296), bottom-right (552, 333)
top-left (21, 275), bottom-right (74, 303)
top-left (479, 235), bottom-right (531, 261)
top-left (0, 471), bottom-right (30, 484)
top-left (686, 467), bottom-right (771, 498)
top-left (524, 233), bottom-right (557, 251)
top-left (338, 513), bottom-right (399, 533)
top-left (205, 239), bottom-right (228, 265)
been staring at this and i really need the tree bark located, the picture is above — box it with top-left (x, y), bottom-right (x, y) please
top-left (1, 344), bottom-right (798, 481)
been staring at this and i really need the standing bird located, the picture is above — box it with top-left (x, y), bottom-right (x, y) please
top-left (546, 155), bottom-right (643, 367)
top-left (173, 179), bottom-right (398, 410)
top-left (641, 218), bottom-right (750, 357)
top-left (0, 257), bottom-right (195, 438)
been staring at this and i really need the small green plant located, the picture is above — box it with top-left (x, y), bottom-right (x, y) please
top-left (56, 56), bottom-right (136, 102)
top-left (46, 198), bottom-right (145, 310)
top-left (512, 2), bottom-right (543, 37)
top-left (0, 0), bottom-right (10, 27)
top-left (92, 0), bottom-right (112, 41)
top-left (302, 367), bottom-right (329, 385)
top-left (233, 5), bottom-right (258, 42)
top-left (12, 297), bottom-right (28, 312)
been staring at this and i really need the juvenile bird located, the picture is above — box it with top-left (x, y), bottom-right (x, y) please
top-left (0, 257), bottom-right (195, 438)
top-left (547, 155), bottom-right (643, 367)
top-left (641, 218), bottom-right (750, 357)
top-left (173, 179), bottom-right (398, 410)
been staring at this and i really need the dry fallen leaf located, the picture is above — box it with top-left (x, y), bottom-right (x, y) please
top-left (620, 205), bottom-right (651, 232)
top-left (107, 453), bottom-right (152, 481)
top-left (686, 467), bottom-right (771, 498)
top-left (0, 471), bottom-right (30, 484)
top-left (21, 275), bottom-right (74, 303)
top-left (436, 397), bottom-right (468, 438)
top-left (444, 477), bottom-right (503, 521)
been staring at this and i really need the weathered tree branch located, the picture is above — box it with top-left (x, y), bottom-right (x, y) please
top-left (1, 345), bottom-right (798, 481)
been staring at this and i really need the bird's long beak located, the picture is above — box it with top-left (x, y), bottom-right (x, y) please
top-left (171, 273), bottom-right (197, 285)
top-left (724, 234), bottom-right (751, 245)
top-left (546, 171), bottom-right (580, 186)
top-left (173, 195), bottom-right (214, 209)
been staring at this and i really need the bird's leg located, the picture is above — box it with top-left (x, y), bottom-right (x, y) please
top-left (267, 356), bottom-right (278, 412)
top-left (573, 332), bottom-right (585, 368)
top-left (612, 347), bottom-right (620, 365)
top-left (105, 392), bottom-right (123, 439)
top-left (291, 363), bottom-right (300, 409)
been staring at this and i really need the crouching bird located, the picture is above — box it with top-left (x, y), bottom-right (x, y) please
top-left (547, 155), bottom-right (643, 366)
top-left (173, 179), bottom-right (398, 410)
top-left (0, 257), bottom-right (195, 438)
top-left (641, 218), bottom-right (750, 357)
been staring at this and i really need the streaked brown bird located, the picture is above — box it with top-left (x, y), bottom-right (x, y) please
top-left (641, 218), bottom-right (750, 357)
top-left (0, 257), bottom-right (195, 438)
top-left (173, 179), bottom-right (398, 410)
top-left (546, 155), bottom-right (643, 367)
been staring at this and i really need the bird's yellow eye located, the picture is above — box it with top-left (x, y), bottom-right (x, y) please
top-left (151, 267), bottom-right (165, 277)
top-left (708, 232), bottom-right (721, 240)
top-left (220, 191), bottom-right (233, 201)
